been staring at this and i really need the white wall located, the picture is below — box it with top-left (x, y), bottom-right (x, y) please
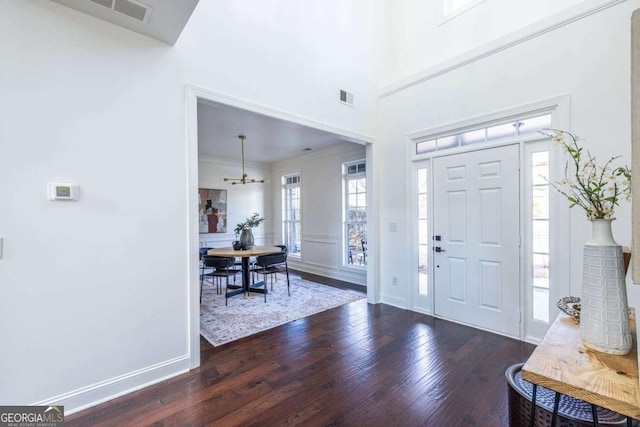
top-left (198, 157), bottom-right (271, 248)
top-left (5, 0), bottom-right (638, 413)
top-left (378, 0), bottom-right (595, 86)
top-left (0, 0), bottom-right (376, 411)
top-left (376, 0), bottom-right (640, 318)
top-left (271, 144), bottom-right (368, 285)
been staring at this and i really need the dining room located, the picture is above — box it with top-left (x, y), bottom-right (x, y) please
top-left (195, 96), bottom-right (370, 346)
top-left (197, 99), bottom-right (367, 286)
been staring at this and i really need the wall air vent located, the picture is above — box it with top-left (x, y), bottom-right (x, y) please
top-left (88, 0), bottom-right (152, 23)
top-left (339, 89), bottom-right (354, 107)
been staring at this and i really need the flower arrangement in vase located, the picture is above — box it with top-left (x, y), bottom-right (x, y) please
top-left (542, 129), bottom-right (632, 355)
top-left (541, 129), bottom-right (630, 221)
top-left (233, 213), bottom-right (265, 250)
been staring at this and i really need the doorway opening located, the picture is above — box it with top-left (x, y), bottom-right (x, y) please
top-left (185, 86), bottom-right (376, 368)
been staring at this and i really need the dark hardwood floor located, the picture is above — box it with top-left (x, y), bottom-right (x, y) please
top-left (67, 277), bottom-right (534, 427)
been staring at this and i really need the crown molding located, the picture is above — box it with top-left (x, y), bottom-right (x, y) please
top-left (198, 154), bottom-right (271, 171)
top-left (379, 0), bottom-right (628, 99)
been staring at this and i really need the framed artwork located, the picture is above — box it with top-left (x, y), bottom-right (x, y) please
top-left (199, 188), bottom-right (227, 233)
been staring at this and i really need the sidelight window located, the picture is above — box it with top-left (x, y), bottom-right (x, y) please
top-left (530, 151), bottom-right (550, 322)
top-left (283, 174), bottom-right (301, 256)
top-left (344, 161), bottom-right (367, 267)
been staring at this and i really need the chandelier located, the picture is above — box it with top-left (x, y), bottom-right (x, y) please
top-left (223, 134), bottom-right (265, 185)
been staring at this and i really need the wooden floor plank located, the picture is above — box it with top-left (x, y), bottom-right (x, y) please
top-left (66, 277), bottom-right (535, 427)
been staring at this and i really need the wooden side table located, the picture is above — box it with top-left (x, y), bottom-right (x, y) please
top-left (521, 309), bottom-right (639, 425)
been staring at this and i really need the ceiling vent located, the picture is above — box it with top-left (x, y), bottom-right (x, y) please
top-left (88, 0), bottom-right (152, 23)
top-left (339, 89), bottom-right (354, 107)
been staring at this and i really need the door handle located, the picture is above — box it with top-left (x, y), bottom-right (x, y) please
top-left (434, 247), bottom-right (446, 253)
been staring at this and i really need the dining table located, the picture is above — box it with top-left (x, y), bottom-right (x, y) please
top-left (206, 245), bottom-right (282, 300)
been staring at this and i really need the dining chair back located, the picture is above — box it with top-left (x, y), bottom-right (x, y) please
top-left (200, 255), bottom-right (240, 304)
top-left (361, 239), bottom-right (367, 265)
top-left (252, 252), bottom-right (290, 297)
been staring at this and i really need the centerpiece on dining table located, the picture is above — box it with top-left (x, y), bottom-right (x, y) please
top-left (233, 213), bottom-right (265, 250)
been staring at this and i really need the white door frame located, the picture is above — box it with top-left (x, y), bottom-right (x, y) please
top-left (407, 95), bottom-right (572, 342)
top-left (185, 85), bottom-right (377, 368)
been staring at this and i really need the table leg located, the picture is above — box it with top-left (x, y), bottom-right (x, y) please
top-left (242, 257), bottom-right (250, 295)
top-left (529, 384), bottom-right (537, 427)
top-left (551, 392), bottom-right (560, 426)
top-left (591, 405), bottom-right (599, 427)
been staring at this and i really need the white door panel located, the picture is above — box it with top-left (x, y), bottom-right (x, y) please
top-left (433, 145), bottom-right (520, 337)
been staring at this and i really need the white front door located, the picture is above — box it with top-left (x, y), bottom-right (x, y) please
top-left (432, 144), bottom-right (520, 337)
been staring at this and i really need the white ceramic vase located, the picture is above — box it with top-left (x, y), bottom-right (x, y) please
top-left (580, 219), bottom-right (632, 355)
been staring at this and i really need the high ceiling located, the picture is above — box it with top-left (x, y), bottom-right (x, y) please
top-left (50, 0), bottom-right (199, 45)
top-left (50, 0), bottom-right (360, 164)
top-left (197, 99), bottom-right (354, 164)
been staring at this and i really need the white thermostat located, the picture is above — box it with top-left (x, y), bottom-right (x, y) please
top-left (47, 183), bottom-right (79, 201)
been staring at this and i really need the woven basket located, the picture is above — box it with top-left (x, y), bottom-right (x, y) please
top-left (505, 363), bottom-right (632, 427)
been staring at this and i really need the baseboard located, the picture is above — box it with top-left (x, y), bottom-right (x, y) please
top-left (34, 355), bottom-right (191, 416)
top-left (380, 294), bottom-right (409, 310)
top-left (288, 260), bottom-right (366, 286)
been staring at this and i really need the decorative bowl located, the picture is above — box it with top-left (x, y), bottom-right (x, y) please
top-left (557, 296), bottom-right (581, 319)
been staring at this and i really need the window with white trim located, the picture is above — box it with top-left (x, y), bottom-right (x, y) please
top-left (417, 167), bottom-right (429, 295)
top-left (282, 174), bottom-right (301, 256)
top-left (343, 161), bottom-right (367, 267)
top-left (416, 113), bottom-right (551, 155)
top-left (530, 150), bottom-right (551, 322)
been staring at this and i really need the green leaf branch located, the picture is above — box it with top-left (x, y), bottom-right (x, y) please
top-left (541, 129), bottom-right (631, 220)
top-left (234, 212), bottom-right (265, 236)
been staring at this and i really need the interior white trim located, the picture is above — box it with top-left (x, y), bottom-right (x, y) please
top-left (35, 355), bottom-right (190, 416)
top-left (408, 158), bottom-right (433, 315)
top-left (199, 155), bottom-right (271, 171)
top-left (303, 234), bottom-right (340, 244)
top-left (191, 86), bottom-right (375, 145)
top-left (380, 293), bottom-right (409, 310)
top-left (365, 143), bottom-right (379, 303)
top-left (275, 142), bottom-right (368, 169)
top-left (408, 94), bottom-right (571, 158)
top-left (439, 0), bottom-right (487, 25)
top-left (287, 259), bottom-right (367, 286)
top-left (186, 85), bottom-right (201, 370)
top-left (379, 0), bottom-right (627, 98)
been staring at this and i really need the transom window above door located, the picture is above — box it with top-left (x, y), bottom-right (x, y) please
top-left (416, 113), bottom-right (551, 155)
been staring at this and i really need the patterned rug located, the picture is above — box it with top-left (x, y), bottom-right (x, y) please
top-left (200, 275), bottom-right (365, 347)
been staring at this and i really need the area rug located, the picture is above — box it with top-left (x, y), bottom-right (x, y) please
top-left (200, 276), bottom-right (365, 346)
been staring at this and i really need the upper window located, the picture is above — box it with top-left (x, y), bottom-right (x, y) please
top-left (442, 0), bottom-right (485, 21)
top-left (343, 161), bottom-right (367, 267)
top-left (282, 173), bottom-right (301, 256)
top-left (416, 113), bottom-right (551, 155)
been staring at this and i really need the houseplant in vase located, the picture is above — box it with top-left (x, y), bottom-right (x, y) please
top-left (543, 129), bottom-right (632, 355)
top-left (234, 213), bottom-right (265, 250)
